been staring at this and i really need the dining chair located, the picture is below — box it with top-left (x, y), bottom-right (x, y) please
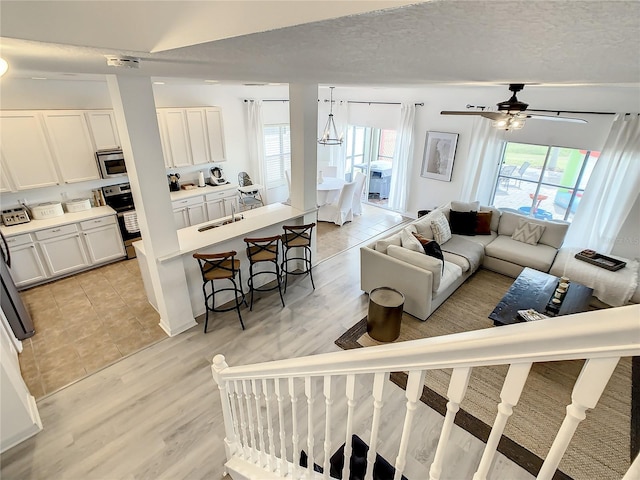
top-left (317, 181), bottom-right (357, 226)
top-left (351, 172), bottom-right (367, 216)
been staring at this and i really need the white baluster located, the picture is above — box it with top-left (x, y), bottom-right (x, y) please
top-left (252, 379), bottom-right (266, 467)
top-left (538, 357), bottom-right (620, 480)
top-left (343, 374), bottom-right (357, 480)
top-left (365, 372), bottom-right (389, 480)
top-left (234, 380), bottom-right (250, 459)
top-left (262, 378), bottom-right (277, 472)
top-left (242, 380), bottom-right (257, 463)
top-left (429, 367), bottom-right (471, 480)
top-left (274, 378), bottom-right (288, 476)
top-left (323, 375), bottom-right (333, 480)
top-left (227, 381), bottom-right (243, 459)
top-left (305, 376), bottom-right (315, 477)
top-left (211, 355), bottom-right (239, 461)
top-left (473, 362), bottom-right (532, 480)
top-left (394, 370), bottom-right (426, 480)
top-left (289, 377), bottom-right (300, 479)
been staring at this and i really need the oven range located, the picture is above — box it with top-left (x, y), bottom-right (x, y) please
top-left (102, 183), bottom-right (141, 259)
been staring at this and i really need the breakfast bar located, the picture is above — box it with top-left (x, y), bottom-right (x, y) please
top-left (134, 203), bottom-right (312, 317)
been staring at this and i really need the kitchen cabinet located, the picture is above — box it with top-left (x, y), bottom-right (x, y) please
top-left (41, 111), bottom-right (101, 183)
top-left (160, 109), bottom-right (192, 168)
top-left (36, 224), bottom-right (90, 276)
top-left (4, 234), bottom-right (48, 287)
top-left (205, 189), bottom-right (239, 222)
top-left (172, 196), bottom-right (207, 228)
top-left (0, 156), bottom-right (16, 193)
top-left (0, 112), bottom-right (60, 190)
top-left (205, 107), bottom-right (226, 162)
top-left (80, 216), bottom-right (126, 264)
top-left (185, 109), bottom-right (210, 165)
top-left (85, 110), bottom-right (121, 150)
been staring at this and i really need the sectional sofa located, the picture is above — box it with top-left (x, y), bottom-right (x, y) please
top-left (360, 201), bottom-right (574, 320)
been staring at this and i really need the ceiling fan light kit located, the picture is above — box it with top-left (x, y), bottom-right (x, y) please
top-left (318, 87), bottom-right (344, 146)
top-left (440, 84), bottom-right (587, 130)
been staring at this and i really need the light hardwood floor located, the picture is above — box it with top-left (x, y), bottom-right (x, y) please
top-left (2, 206), bottom-right (533, 479)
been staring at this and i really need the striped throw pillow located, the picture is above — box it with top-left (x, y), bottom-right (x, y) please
top-left (512, 219), bottom-right (545, 245)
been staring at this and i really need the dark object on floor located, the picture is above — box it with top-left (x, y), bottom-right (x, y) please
top-left (299, 434), bottom-right (408, 480)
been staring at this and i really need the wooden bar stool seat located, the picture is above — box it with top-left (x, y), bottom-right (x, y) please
top-left (193, 251), bottom-right (246, 332)
top-left (281, 223), bottom-right (316, 293)
top-left (244, 235), bottom-right (285, 310)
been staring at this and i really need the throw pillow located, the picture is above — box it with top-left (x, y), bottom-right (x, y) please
top-left (512, 219), bottom-right (546, 245)
top-left (449, 210), bottom-right (478, 235)
top-left (450, 200), bottom-right (480, 212)
top-left (400, 226), bottom-right (423, 253)
top-left (475, 211), bottom-right (493, 235)
top-left (430, 212), bottom-right (452, 244)
top-left (374, 231), bottom-right (402, 254)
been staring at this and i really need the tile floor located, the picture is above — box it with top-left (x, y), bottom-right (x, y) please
top-left (17, 203), bottom-right (409, 399)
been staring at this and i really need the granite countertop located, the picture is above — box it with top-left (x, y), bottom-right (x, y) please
top-left (0, 206), bottom-right (117, 236)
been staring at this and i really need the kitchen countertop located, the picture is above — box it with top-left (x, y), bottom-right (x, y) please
top-left (169, 183), bottom-right (238, 202)
top-left (0, 206), bottom-right (117, 236)
top-left (134, 203), bottom-right (313, 262)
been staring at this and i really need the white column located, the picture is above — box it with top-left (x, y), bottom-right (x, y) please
top-left (106, 75), bottom-right (196, 336)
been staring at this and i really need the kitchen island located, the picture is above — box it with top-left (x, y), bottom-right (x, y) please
top-left (134, 203), bottom-right (313, 318)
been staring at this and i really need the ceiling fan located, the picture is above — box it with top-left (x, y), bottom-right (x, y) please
top-left (441, 84), bottom-right (588, 130)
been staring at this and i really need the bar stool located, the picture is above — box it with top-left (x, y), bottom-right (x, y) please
top-left (281, 223), bottom-right (316, 293)
top-left (244, 236), bottom-right (285, 310)
top-left (193, 251), bottom-right (246, 332)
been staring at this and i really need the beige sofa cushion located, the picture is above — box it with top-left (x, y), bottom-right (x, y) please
top-left (375, 231), bottom-right (402, 254)
top-left (436, 261), bottom-right (463, 294)
top-left (400, 225), bottom-right (423, 252)
top-left (485, 235), bottom-right (558, 272)
top-left (498, 210), bottom-right (569, 249)
top-left (451, 200), bottom-right (480, 212)
top-left (462, 231), bottom-right (498, 247)
top-left (443, 251), bottom-right (470, 272)
top-left (387, 245), bottom-right (442, 292)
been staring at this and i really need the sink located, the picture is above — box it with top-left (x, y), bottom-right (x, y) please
top-left (197, 214), bottom-right (244, 232)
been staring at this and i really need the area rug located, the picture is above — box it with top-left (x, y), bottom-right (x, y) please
top-left (335, 269), bottom-right (633, 480)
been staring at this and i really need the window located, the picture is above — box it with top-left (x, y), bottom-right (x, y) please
top-left (263, 124), bottom-right (291, 188)
top-left (491, 142), bottom-right (598, 222)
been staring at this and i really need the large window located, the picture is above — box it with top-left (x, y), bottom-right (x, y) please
top-left (263, 124), bottom-right (291, 188)
top-left (492, 142), bottom-right (599, 221)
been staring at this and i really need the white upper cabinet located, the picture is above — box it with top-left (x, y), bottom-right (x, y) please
top-left (41, 111), bottom-right (101, 183)
top-left (156, 112), bottom-right (172, 169)
top-left (185, 109), bottom-right (210, 165)
top-left (161, 109), bottom-right (192, 168)
top-left (0, 112), bottom-right (60, 190)
top-left (205, 107), bottom-right (226, 162)
top-left (0, 155), bottom-right (16, 193)
top-left (85, 110), bottom-right (121, 150)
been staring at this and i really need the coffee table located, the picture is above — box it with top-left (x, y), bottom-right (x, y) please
top-left (490, 267), bottom-right (594, 326)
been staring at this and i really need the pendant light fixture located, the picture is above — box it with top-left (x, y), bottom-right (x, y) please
top-left (318, 87), bottom-right (343, 145)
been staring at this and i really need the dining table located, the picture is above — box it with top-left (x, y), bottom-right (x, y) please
top-left (317, 177), bottom-right (346, 206)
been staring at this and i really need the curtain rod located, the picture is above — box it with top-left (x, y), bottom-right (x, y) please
top-left (243, 99), bottom-right (424, 106)
top-left (243, 99), bottom-right (289, 103)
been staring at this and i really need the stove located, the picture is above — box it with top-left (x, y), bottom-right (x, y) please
top-left (102, 183), bottom-right (141, 259)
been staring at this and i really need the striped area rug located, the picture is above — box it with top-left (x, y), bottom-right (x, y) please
top-left (335, 268), bottom-right (633, 480)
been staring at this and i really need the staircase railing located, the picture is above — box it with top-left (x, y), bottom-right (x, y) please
top-left (212, 305), bottom-right (640, 480)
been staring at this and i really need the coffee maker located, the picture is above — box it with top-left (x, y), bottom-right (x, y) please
top-left (168, 173), bottom-right (180, 192)
top-left (209, 166), bottom-right (228, 185)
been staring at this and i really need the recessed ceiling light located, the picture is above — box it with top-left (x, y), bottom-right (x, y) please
top-left (204, 80), bottom-right (218, 83)
top-left (268, 83), bottom-right (282, 86)
top-left (0, 58), bottom-right (9, 77)
top-left (31, 77), bottom-right (47, 80)
top-left (153, 81), bottom-right (165, 85)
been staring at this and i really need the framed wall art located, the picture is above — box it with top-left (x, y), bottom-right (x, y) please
top-left (421, 131), bottom-right (459, 182)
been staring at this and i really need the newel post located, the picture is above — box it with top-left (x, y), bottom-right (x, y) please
top-left (212, 354), bottom-right (238, 462)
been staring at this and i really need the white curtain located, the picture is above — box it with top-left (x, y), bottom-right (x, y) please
top-left (330, 100), bottom-right (349, 180)
top-left (388, 103), bottom-right (416, 212)
top-left (564, 113), bottom-right (640, 253)
top-left (459, 115), bottom-right (505, 204)
top-left (245, 100), bottom-right (265, 190)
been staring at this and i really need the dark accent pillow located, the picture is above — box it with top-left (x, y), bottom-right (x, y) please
top-left (413, 233), bottom-right (444, 273)
top-left (449, 210), bottom-right (478, 235)
top-left (475, 211), bottom-right (493, 235)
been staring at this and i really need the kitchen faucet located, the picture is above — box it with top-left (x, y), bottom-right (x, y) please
top-left (231, 202), bottom-right (236, 222)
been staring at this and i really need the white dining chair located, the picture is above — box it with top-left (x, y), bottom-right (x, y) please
top-left (317, 181), bottom-right (357, 226)
top-left (321, 166), bottom-right (338, 178)
top-left (351, 172), bottom-right (367, 216)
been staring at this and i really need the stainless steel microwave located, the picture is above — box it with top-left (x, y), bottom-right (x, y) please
top-left (96, 149), bottom-right (127, 179)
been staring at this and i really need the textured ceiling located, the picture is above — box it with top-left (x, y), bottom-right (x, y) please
top-left (0, 1), bottom-right (639, 86)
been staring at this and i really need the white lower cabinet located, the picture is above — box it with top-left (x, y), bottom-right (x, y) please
top-left (173, 208), bottom-right (189, 230)
top-left (4, 234), bottom-right (48, 287)
top-left (205, 189), bottom-right (239, 222)
top-left (205, 199), bottom-right (225, 221)
top-left (37, 225), bottom-right (90, 276)
top-left (172, 196), bottom-right (206, 228)
top-left (80, 217), bottom-right (126, 264)
top-left (187, 203), bottom-right (207, 226)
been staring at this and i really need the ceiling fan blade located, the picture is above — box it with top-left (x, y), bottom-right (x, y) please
top-left (526, 114), bottom-right (588, 124)
top-left (440, 111), bottom-right (507, 121)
